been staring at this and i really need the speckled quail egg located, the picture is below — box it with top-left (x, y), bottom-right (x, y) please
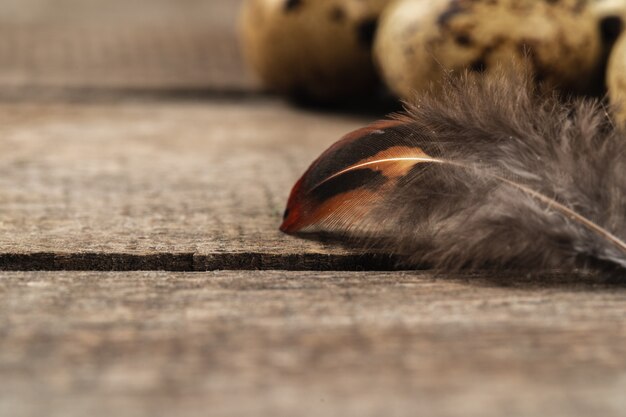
top-left (607, 32), bottom-right (626, 123)
top-left (374, 0), bottom-right (603, 101)
top-left (239, 0), bottom-right (391, 101)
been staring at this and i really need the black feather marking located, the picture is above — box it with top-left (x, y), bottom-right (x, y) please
top-left (312, 169), bottom-right (384, 202)
top-left (298, 125), bottom-right (415, 190)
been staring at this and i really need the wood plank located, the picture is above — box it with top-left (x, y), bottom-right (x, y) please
top-left (0, 270), bottom-right (625, 417)
top-left (0, 99), bottom-right (398, 270)
top-left (0, 0), bottom-right (253, 91)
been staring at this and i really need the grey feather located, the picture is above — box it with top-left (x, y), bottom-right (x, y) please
top-left (378, 71), bottom-right (626, 271)
top-left (282, 68), bottom-right (626, 273)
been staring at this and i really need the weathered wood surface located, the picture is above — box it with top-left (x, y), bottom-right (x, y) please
top-left (1, 271), bottom-right (625, 417)
top-left (0, 100), bottom-right (400, 270)
top-left (0, 0), bottom-right (405, 270)
top-left (0, 0), bottom-right (398, 270)
top-left (1, 1), bottom-right (625, 417)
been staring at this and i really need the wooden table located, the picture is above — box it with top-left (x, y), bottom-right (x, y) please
top-left (1, 1), bottom-right (625, 416)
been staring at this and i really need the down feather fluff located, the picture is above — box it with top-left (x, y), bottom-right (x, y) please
top-left (281, 69), bottom-right (626, 272)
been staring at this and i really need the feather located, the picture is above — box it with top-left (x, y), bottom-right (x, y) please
top-left (280, 69), bottom-right (626, 272)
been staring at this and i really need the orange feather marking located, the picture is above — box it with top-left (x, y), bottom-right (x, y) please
top-left (281, 143), bottom-right (433, 233)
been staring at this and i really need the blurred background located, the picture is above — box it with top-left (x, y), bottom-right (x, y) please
top-left (3, 0), bottom-right (624, 109)
top-left (0, 0), bottom-right (252, 94)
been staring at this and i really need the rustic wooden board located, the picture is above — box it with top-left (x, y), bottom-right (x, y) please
top-left (0, 270), bottom-right (625, 417)
top-left (2, 2), bottom-right (623, 416)
top-left (0, 0), bottom-right (253, 91)
top-left (0, 99), bottom-right (400, 270)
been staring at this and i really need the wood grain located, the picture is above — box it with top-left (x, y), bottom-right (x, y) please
top-left (0, 99), bottom-right (394, 270)
top-left (1, 271), bottom-right (625, 417)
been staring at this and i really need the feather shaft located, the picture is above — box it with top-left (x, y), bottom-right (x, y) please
top-left (281, 67), bottom-right (626, 272)
top-left (309, 154), bottom-right (626, 258)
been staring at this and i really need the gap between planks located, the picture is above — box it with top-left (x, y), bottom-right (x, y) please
top-left (0, 252), bottom-right (401, 272)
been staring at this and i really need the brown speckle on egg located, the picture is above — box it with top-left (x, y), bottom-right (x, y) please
top-left (438, 2), bottom-right (468, 27)
top-left (455, 33), bottom-right (473, 46)
top-left (329, 6), bottom-right (346, 22)
top-left (284, 0), bottom-right (303, 12)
